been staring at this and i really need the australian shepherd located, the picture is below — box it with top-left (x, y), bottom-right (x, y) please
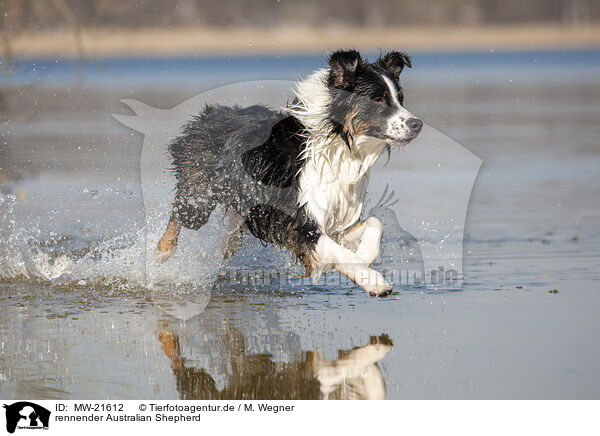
top-left (156, 49), bottom-right (423, 296)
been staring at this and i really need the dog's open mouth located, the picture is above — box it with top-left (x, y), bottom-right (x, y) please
top-left (381, 135), bottom-right (417, 147)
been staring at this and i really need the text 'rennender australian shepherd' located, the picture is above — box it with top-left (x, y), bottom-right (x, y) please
top-left (156, 49), bottom-right (423, 296)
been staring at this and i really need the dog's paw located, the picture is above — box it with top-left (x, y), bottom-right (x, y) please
top-left (358, 269), bottom-right (392, 297)
top-left (367, 284), bottom-right (393, 297)
top-left (155, 248), bottom-right (174, 263)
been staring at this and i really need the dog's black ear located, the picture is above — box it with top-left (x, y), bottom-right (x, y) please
top-left (377, 51), bottom-right (412, 80)
top-left (329, 50), bottom-right (363, 89)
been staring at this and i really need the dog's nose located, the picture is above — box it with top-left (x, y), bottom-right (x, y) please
top-left (407, 118), bottom-right (423, 133)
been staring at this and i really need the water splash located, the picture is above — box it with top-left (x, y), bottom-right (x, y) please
top-left (0, 192), bottom-right (230, 318)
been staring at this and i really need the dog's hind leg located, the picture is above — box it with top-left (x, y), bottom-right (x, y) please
top-left (156, 195), bottom-right (217, 262)
top-left (223, 209), bottom-right (245, 260)
top-left (156, 215), bottom-right (181, 263)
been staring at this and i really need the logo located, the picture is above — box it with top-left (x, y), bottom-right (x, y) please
top-left (2, 402), bottom-right (50, 433)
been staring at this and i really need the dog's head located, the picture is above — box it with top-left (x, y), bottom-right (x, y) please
top-left (326, 49), bottom-right (422, 149)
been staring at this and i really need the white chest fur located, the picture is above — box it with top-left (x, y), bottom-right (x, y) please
top-left (288, 68), bottom-right (388, 238)
top-left (298, 136), bottom-right (386, 238)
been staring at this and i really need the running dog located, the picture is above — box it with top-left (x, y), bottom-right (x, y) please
top-left (156, 49), bottom-right (422, 296)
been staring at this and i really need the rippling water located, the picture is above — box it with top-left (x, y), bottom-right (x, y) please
top-left (1, 51), bottom-right (599, 399)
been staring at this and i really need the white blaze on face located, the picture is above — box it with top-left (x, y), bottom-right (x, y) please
top-left (380, 73), bottom-right (416, 141)
top-left (381, 74), bottom-right (402, 109)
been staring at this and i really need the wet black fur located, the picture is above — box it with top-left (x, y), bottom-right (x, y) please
top-left (169, 104), bottom-right (320, 261)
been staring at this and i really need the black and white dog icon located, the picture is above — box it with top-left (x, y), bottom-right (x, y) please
top-left (3, 402), bottom-right (50, 434)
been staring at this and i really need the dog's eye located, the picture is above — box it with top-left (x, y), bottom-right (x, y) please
top-left (373, 91), bottom-right (387, 105)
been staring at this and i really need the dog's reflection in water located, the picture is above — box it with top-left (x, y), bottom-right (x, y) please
top-left (158, 328), bottom-right (393, 400)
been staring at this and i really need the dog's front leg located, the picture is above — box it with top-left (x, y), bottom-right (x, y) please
top-left (342, 217), bottom-right (384, 267)
top-left (315, 235), bottom-right (391, 296)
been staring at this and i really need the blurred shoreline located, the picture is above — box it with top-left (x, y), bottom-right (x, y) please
top-left (7, 24), bottom-right (600, 59)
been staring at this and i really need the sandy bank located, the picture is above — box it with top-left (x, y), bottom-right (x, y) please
top-left (6, 24), bottom-right (600, 59)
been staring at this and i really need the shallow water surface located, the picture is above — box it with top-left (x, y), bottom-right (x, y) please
top-left (1, 51), bottom-right (599, 399)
